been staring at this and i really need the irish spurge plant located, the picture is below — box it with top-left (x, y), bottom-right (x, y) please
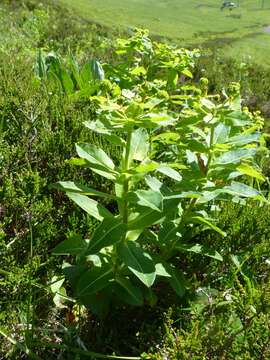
top-left (52, 30), bottom-right (267, 316)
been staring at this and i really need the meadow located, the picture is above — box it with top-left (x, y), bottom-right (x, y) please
top-left (0, 0), bottom-right (269, 359)
top-left (59, 0), bottom-right (270, 65)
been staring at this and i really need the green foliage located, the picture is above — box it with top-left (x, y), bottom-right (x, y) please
top-left (54, 29), bottom-right (267, 316)
top-left (35, 51), bottom-right (105, 96)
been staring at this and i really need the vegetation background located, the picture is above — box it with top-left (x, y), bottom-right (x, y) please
top-left (61, 0), bottom-right (270, 66)
top-left (0, 0), bottom-right (269, 359)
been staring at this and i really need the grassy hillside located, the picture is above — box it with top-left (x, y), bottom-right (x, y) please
top-left (60, 0), bottom-right (270, 65)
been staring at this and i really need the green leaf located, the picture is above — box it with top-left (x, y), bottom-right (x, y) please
top-left (115, 276), bottom-right (144, 305)
top-left (186, 139), bottom-right (208, 153)
top-left (76, 143), bottom-right (116, 180)
top-left (35, 49), bottom-right (46, 79)
top-left (67, 192), bottom-right (113, 221)
top-left (176, 243), bottom-right (223, 261)
top-left (223, 181), bottom-right (262, 198)
top-left (76, 265), bottom-right (113, 296)
top-left (130, 66), bottom-right (147, 76)
top-left (132, 161), bottom-right (159, 175)
top-left (145, 176), bottom-right (171, 196)
top-left (62, 263), bottom-right (87, 288)
top-left (165, 264), bottom-right (186, 297)
top-left (128, 195), bottom-right (180, 231)
top-left (60, 68), bottom-right (74, 94)
top-left (140, 113), bottom-right (177, 128)
top-left (118, 241), bottom-right (156, 287)
top-left (86, 217), bottom-right (127, 254)
top-left (80, 61), bottom-right (94, 84)
top-left (50, 276), bottom-right (65, 294)
top-left (236, 164), bottom-right (265, 181)
top-left (191, 216), bottom-right (226, 237)
top-left (53, 234), bottom-right (88, 255)
top-left (167, 69), bottom-right (178, 88)
top-left (52, 181), bottom-right (115, 199)
top-left (226, 133), bottom-right (260, 147)
top-left (128, 190), bottom-right (163, 212)
top-left (69, 56), bottom-right (83, 90)
top-left (91, 60), bottom-right (105, 81)
top-left (84, 120), bottom-right (111, 135)
top-left (52, 286), bottom-right (67, 309)
top-left (157, 166), bottom-right (182, 182)
top-left (129, 128), bottom-right (149, 161)
top-left (128, 208), bottom-right (165, 231)
top-left (84, 120), bottom-right (125, 146)
top-left (103, 133), bottom-right (126, 146)
top-left (155, 263), bottom-right (171, 277)
top-left (165, 191), bottom-right (201, 201)
top-left (47, 55), bottom-right (74, 94)
top-left (158, 222), bottom-right (180, 246)
top-left (76, 143), bottom-right (115, 170)
top-left (68, 158), bottom-right (116, 180)
top-left (181, 68), bottom-right (193, 78)
top-left (80, 287), bottom-right (112, 318)
top-left (81, 60), bottom-right (104, 82)
top-left (201, 98), bottom-right (215, 110)
top-left (213, 123), bottom-right (230, 144)
top-left (213, 149), bottom-right (256, 165)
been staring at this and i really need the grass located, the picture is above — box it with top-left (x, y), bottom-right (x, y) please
top-left (59, 0), bottom-right (270, 65)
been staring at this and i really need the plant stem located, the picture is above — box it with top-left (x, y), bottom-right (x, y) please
top-left (0, 328), bottom-right (42, 360)
top-left (122, 131), bottom-right (132, 225)
top-left (33, 340), bottom-right (141, 359)
top-left (26, 220), bottom-right (34, 349)
top-left (206, 123), bottom-right (215, 172)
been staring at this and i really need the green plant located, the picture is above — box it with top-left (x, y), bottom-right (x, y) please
top-left (52, 30), bottom-right (267, 317)
top-left (35, 51), bottom-right (105, 96)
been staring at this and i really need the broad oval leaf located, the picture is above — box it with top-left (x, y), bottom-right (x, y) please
top-left (118, 241), bottom-right (156, 287)
top-left (115, 276), bottom-right (144, 306)
top-left (128, 189), bottom-right (163, 212)
top-left (155, 263), bottom-right (171, 277)
top-left (157, 166), bottom-right (182, 182)
top-left (67, 192), bottom-right (113, 221)
top-left (236, 164), bottom-right (265, 181)
top-left (164, 264), bottom-right (186, 297)
top-left (84, 120), bottom-right (126, 146)
top-left (226, 133), bottom-right (260, 147)
top-left (53, 234), bottom-right (88, 255)
top-left (158, 222), bottom-right (180, 246)
top-left (86, 217), bottom-right (127, 255)
top-left (76, 265), bottom-right (113, 297)
top-left (213, 148), bottom-right (256, 166)
top-left (76, 143), bottom-right (115, 170)
top-left (223, 181), bottom-right (263, 199)
top-left (213, 123), bottom-right (230, 144)
top-left (129, 128), bottom-right (149, 162)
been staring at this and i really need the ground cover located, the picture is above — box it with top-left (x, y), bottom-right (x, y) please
top-left (59, 0), bottom-right (270, 65)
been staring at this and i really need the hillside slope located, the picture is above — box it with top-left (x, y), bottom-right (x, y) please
top-left (59, 0), bottom-right (270, 65)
